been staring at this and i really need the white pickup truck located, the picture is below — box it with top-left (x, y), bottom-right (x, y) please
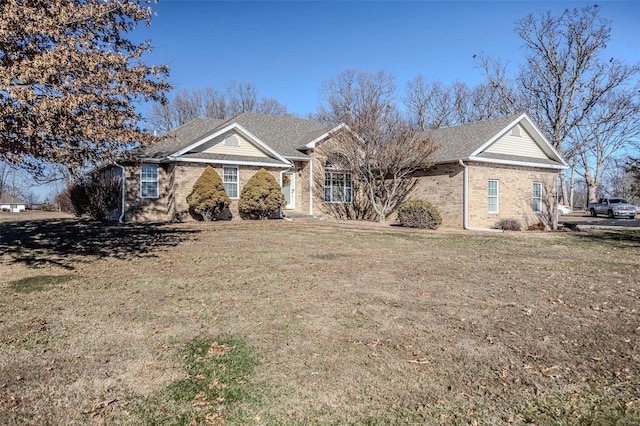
top-left (588, 198), bottom-right (636, 219)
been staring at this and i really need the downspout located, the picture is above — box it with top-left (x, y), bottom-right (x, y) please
top-left (458, 159), bottom-right (503, 233)
top-left (114, 162), bottom-right (126, 223)
top-left (309, 158), bottom-right (314, 216)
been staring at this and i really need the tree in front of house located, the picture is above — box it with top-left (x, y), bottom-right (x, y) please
top-left (238, 169), bottom-right (286, 220)
top-left (0, 0), bottom-right (170, 176)
top-left (316, 69), bottom-right (438, 223)
top-left (187, 167), bottom-right (231, 221)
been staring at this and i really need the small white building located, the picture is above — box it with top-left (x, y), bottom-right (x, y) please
top-left (0, 192), bottom-right (26, 212)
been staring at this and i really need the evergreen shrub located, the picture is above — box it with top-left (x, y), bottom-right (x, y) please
top-left (186, 167), bottom-right (231, 221)
top-left (238, 168), bottom-right (286, 219)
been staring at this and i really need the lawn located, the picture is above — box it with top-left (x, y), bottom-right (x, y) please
top-left (1, 217), bottom-right (638, 425)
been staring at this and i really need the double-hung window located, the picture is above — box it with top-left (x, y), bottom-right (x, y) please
top-left (324, 158), bottom-right (352, 203)
top-left (532, 182), bottom-right (542, 213)
top-left (140, 164), bottom-right (159, 198)
top-left (223, 166), bottom-right (239, 198)
top-left (488, 179), bottom-right (499, 213)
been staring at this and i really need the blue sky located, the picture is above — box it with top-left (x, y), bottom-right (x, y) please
top-left (137, 0), bottom-right (640, 120)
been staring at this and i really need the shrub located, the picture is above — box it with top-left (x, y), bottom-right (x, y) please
top-left (186, 167), bottom-right (231, 221)
top-left (67, 176), bottom-right (121, 221)
top-left (494, 218), bottom-right (522, 231)
top-left (397, 199), bottom-right (442, 229)
top-left (238, 169), bottom-right (286, 220)
top-left (527, 221), bottom-right (546, 231)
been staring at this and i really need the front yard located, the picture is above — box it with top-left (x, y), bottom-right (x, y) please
top-left (1, 218), bottom-right (638, 424)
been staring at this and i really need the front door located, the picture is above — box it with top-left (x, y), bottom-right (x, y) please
top-left (282, 172), bottom-right (295, 209)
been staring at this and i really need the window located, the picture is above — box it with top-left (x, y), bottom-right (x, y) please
top-left (533, 182), bottom-right (542, 213)
top-left (324, 157), bottom-right (352, 203)
top-left (224, 134), bottom-right (240, 146)
top-left (488, 180), bottom-right (499, 213)
top-left (223, 166), bottom-right (239, 198)
top-left (140, 164), bottom-right (159, 198)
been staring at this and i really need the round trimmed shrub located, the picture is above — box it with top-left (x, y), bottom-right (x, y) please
top-left (187, 166), bottom-right (231, 221)
top-left (238, 169), bottom-right (286, 220)
top-left (397, 199), bottom-right (442, 229)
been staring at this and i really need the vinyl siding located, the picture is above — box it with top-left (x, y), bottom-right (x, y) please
top-left (484, 124), bottom-right (547, 159)
top-left (200, 131), bottom-right (269, 158)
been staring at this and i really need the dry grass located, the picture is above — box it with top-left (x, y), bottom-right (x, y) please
top-left (1, 217), bottom-right (639, 425)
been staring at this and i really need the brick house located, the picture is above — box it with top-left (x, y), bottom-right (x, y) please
top-left (115, 112), bottom-right (567, 229)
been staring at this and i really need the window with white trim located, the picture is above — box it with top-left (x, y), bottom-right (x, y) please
top-left (324, 157), bottom-right (352, 203)
top-left (488, 179), bottom-right (499, 213)
top-left (533, 182), bottom-right (542, 213)
top-left (223, 166), bottom-right (239, 198)
top-left (140, 164), bottom-right (159, 198)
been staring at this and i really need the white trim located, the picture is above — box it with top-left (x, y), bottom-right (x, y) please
top-left (140, 163), bottom-right (159, 199)
top-left (280, 171), bottom-right (296, 210)
top-left (467, 156), bottom-right (567, 170)
top-left (471, 114), bottom-right (568, 168)
top-left (174, 157), bottom-right (291, 168)
top-left (223, 165), bottom-right (240, 199)
top-left (533, 181), bottom-right (543, 213)
top-left (305, 123), bottom-right (348, 149)
top-left (488, 179), bottom-right (499, 214)
top-left (170, 122), bottom-right (292, 165)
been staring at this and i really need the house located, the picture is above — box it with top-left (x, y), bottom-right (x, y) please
top-left (0, 192), bottom-right (26, 212)
top-left (410, 113), bottom-right (568, 229)
top-left (115, 112), bottom-right (567, 229)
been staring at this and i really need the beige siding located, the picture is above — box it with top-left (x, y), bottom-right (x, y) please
top-left (201, 132), bottom-right (269, 158)
top-left (484, 124), bottom-right (547, 159)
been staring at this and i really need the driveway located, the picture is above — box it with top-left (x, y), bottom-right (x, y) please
top-left (559, 212), bottom-right (640, 229)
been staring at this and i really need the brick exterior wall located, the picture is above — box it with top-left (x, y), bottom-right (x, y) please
top-left (408, 163), bottom-right (465, 228)
top-left (465, 162), bottom-right (559, 230)
top-left (124, 162), bottom-right (293, 222)
top-left (123, 155), bottom-right (559, 230)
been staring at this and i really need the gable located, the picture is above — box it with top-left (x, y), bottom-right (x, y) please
top-left (196, 131), bottom-right (270, 159)
top-left (482, 123), bottom-right (548, 159)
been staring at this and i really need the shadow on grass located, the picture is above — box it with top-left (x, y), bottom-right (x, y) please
top-left (0, 218), bottom-right (200, 270)
top-left (9, 275), bottom-right (75, 293)
top-left (571, 229), bottom-right (640, 248)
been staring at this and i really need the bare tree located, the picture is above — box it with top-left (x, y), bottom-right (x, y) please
top-left (317, 69), bottom-right (437, 222)
top-left (147, 82), bottom-right (289, 133)
top-left (0, 0), bottom-right (170, 175)
top-left (571, 89), bottom-right (640, 203)
top-left (404, 75), bottom-right (516, 130)
top-left (482, 5), bottom-right (640, 203)
top-left (626, 157), bottom-right (640, 200)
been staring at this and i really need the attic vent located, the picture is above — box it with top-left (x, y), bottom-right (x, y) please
top-left (511, 126), bottom-right (521, 137)
top-left (224, 134), bottom-right (240, 146)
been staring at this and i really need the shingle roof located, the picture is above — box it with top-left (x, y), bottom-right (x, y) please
top-left (137, 113), bottom-right (332, 161)
top-left (137, 118), bottom-right (226, 159)
top-left (428, 114), bottom-right (521, 162)
top-left (0, 192), bottom-right (26, 204)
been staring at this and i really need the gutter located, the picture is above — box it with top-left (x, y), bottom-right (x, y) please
top-left (458, 159), bottom-right (503, 233)
top-left (114, 162), bottom-right (126, 223)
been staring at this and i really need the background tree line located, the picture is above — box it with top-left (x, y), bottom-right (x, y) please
top-left (1, 2), bottom-right (638, 208)
top-left (150, 6), bottom-right (639, 207)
